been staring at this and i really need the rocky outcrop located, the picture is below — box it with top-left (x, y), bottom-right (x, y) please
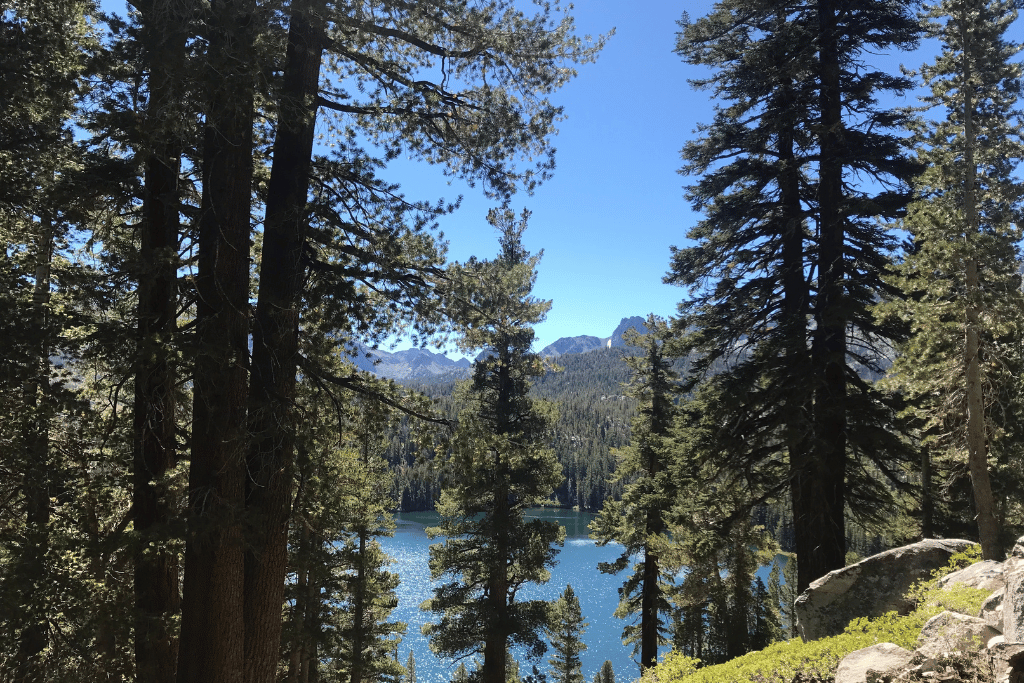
top-left (1006, 538), bottom-right (1024, 643)
top-left (835, 644), bottom-right (913, 683)
top-left (916, 611), bottom-right (1000, 658)
top-left (825, 535), bottom-right (1024, 683)
top-left (795, 539), bottom-right (975, 641)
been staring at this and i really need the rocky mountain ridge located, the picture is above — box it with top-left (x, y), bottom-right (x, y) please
top-left (359, 315), bottom-right (651, 380)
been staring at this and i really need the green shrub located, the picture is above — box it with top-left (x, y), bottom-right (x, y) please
top-left (641, 544), bottom-right (988, 683)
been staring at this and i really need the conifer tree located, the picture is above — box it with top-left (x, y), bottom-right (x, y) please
top-left (672, 0), bottom-right (921, 591)
top-left (405, 651), bottom-right (417, 683)
top-left (282, 385), bottom-right (407, 683)
top-left (424, 209), bottom-right (564, 683)
top-left (242, 4), bottom-right (606, 678)
top-left (592, 661), bottom-right (615, 683)
top-left (875, 0), bottom-right (1024, 558)
top-left (547, 585), bottom-right (588, 683)
top-left (0, 0), bottom-right (96, 676)
top-left (590, 316), bottom-right (679, 671)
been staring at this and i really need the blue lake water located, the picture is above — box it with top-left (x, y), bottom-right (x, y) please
top-left (382, 509), bottom-right (644, 683)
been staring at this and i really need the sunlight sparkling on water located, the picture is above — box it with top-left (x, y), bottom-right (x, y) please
top-left (381, 510), bottom-right (641, 683)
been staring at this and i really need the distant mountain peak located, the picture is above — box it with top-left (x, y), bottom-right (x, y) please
top-left (539, 315), bottom-right (650, 358)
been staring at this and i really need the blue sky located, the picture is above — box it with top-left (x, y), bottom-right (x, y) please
top-left (382, 0), bottom-right (992, 354)
top-left (387, 1), bottom-right (717, 352)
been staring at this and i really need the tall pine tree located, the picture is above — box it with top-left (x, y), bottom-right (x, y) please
top-left (876, 0), bottom-right (1024, 557)
top-left (424, 209), bottom-right (563, 683)
top-left (547, 585), bottom-right (588, 683)
top-left (590, 316), bottom-right (678, 671)
top-left (672, 0), bottom-right (921, 591)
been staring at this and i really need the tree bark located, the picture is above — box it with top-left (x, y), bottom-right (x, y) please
top-left (639, 545), bottom-right (660, 670)
top-left (243, 1), bottom-right (324, 681)
top-left (799, 0), bottom-right (848, 593)
top-left (134, 0), bottom-right (187, 677)
top-left (176, 0), bottom-right (255, 677)
top-left (959, 13), bottom-right (1000, 560)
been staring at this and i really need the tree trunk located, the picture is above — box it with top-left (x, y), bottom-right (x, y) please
top-left (483, 482), bottom-right (511, 683)
top-left (350, 529), bottom-right (368, 683)
top-left (959, 16), bottom-right (1000, 560)
top-left (176, 0), bottom-right (255, 677)
top-left (243, 2), bottom-right (324, 680)
top-left (134, 0), bottom-right (187, 677)
top-left (639, 545), bottom-right (660, 670)
top-left (921, 448), bottom-right (934, 538)
top-left (800, 0), bottom-right (848, 593)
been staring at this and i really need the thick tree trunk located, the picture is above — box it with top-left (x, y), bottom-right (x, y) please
top-left (176, 0), bottom-right (255, 677)
top-left (778, 88), bottom-right (816, 594)
top-left (483, 484), bottom-right (511, 683)
top-left (243, 3), bottom-right (324, 680)
top-left (133, 1), bottom-right (186, 678)
top-left (921, 448), bottom-right (934, 538)
top-left (959, 22), bottom-right (1000, 560)
top-left (639, 545), bottom-right (660, 670)
top-left (799, 0), bottom-right (848, 594)
top-left (726, 534), bottom-right (753, 660)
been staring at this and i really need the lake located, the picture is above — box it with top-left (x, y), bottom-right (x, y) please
top-left (382, 508), bottom-right (644, 683)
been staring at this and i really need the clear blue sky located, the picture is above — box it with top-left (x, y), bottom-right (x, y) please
top-left (383, 0), bottom-right (987, 354)
top-left (388, 1), bottom-right (717, 353)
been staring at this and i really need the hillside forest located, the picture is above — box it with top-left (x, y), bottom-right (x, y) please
top-left (1, 0), bottom-right (1023, 682)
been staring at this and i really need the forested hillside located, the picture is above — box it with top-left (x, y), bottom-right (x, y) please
top-left (391, 347), bottom-right (640, 511)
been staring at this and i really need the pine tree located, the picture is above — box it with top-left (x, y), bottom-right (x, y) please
top-left (241, 4), bottom-right (606, 679)
top-left (405, 651), bottom-right (417, 683)
top-left (875, 0), bottom-right (1024, 558)
top-left (0, 0), bottom-right (96, 676)
top-left (130, 0), bottom-right (198, 677)
top-left (590, 316), bottom-right (679, 671)
top-left (592, 661), bottom-right (615, 683)
top-left (672, 0), bottom-right (922, 592)
top-left (281, 385), bottom-right (408, 683)
top-left (424, 209), bottom-right (564, 683)
top-left (547, 585), bottom-right (588, 683)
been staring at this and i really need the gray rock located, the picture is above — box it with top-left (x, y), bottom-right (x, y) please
top-left (1007, 560), bottom-right (1024, 642)
top-left (938, 559), bottom-right (1006, 593)
top-left (982, 588), bottom-right (1006, 631)
top-left (795, 538), bottom-right (976, 641)
top-left (986, 642), bottom-right (1024, 683)
top-left (916, 611), bottom-right (1000, 659)
top-left (835, 643), bottom-right (913, 683)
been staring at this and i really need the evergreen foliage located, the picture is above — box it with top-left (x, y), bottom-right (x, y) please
top-left (875, 0), bottom-right (1024, 556)
top-left (672, 0), bottom-right (922, 592)
top-left (592, 661), bottom-right (616, 683)
top-left (546, 585), bottom-right (588, 683)
top-left (644, 546), bottom-right (989, 683)
top-left (590, 317), bottom-right (680, 670)
top-left (281, 392), bottom-right (407, 683)
top-left (424, 211), bottom-right (564, 683)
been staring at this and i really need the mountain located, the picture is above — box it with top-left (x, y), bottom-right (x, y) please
top-left (537, 335), bottom-right (604, 357)
top-left (353, 346), bottom-right (471, 380)
top-left (356, 316), bottom-right (651, 381)
top-left (539, 315), bottom-right (650, 357)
